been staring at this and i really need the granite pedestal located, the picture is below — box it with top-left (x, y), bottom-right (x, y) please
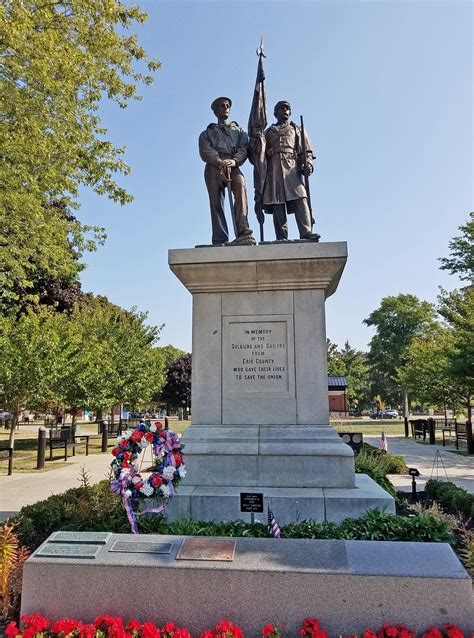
top-left (166, 243), bottom-right (394, 521)
top-left (21, 533), bottom-right (474, 634)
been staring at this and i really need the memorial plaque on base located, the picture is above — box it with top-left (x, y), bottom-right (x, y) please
top-left (240, 492), bottom-right (264, 513)
top-left (109, 541), bottom-right (173, 554)
top-left (176, 538), bottom-right (236, 561)
top-left (49, 531), bottom-right (112, 544)
top-left (36, 543), bottom-right (101, 559)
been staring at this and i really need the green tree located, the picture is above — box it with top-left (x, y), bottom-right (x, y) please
top-left (53, 297), bottom-right (161, 421)
top-left (439, 212), bottom-right (474, 282)
top-left (398, 330), bottom-right (454, 413)
top-left (0, 1), bottom-right (159, 312)
top-left (327, 339), bottom-right (345, 375)
top-left (438, 288), bottom-right (474, 420)
top-left (339, 341), bottom-right (370, 410)
top-left (160, 353), bottom-right (192, 413)
top-left (0, 310), bottom-right (62, 446)
top-left (363, 294), bottom-right (438, 413)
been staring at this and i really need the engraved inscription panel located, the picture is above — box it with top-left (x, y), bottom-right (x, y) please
top-left (223, 315), bottom-right (295, 399)
top-left (109, 541), bottom-right (173, 554)
top-left (35, 543), bottom-right (101, 559)
top-left (49, 531), bottom-right (112, 544)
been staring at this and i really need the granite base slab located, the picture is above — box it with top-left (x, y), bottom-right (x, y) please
top-left (160, 474), bottom-right (395, 524)
top-left (182, 424), bottom-right (355, 488)
top-left (21, 534), bottom-right (474, 634)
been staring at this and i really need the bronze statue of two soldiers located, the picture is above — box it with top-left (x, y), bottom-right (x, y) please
top-left (199, 49), bottom-right (320, 245)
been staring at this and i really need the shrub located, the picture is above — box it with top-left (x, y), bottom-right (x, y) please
top-left (338, 509), bottom-right (453, 543)
top-left (425, 480), bottom-right (474, 519)
top-left (355, 450), bottom-right (397, 497)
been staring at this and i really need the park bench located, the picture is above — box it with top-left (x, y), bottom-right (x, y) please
top-left (409, 419), bottom-right (427, 441)
top-left (49, 426), bottom-right (77, 460)
top-left (0, 447), bottom-right (14, 475)
top-left (97, 421), bottom-right (122, 438)
top-left (49, 426), bottom-right (94, 460)
top-left (454, 421), bottom-right (473, 454)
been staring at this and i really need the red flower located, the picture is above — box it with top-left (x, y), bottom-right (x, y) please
top-left (121, 461), bottom-right (129, 468)
top-left (363, 631), bottom-right (378, 638)
top-left (21, 613), bottom-right (50, 632)
top-left (4, 622), bottom-right (20, 637)
top-left (141, 621), bottom-right (161, 638)
top-left (131, 430), bottom-right (144, 442)
top-left (162, 621), bottom-right (177, 636)
top-left (173, 452), bottom-right (183, 467)
top-left (214, 620), bottom-right (243, 638)
top-left (262, 624), bottom-right (277, 636)
top-left (145, 432), bottom-right (154, 442)
top-left (120, 439), bottom-right (129, 448)
top-left (127, 619), bottom-right (141, 632)
top-left (155, 421), bottom-right (164, 430)
top-left (52, 618), bottom-right (80, 634)
top-left (173, 629), bottom-right (192, 638)
top-left (201, 631), bottom-right (215, 638)
top-left (442, 624), bottom-right (464, 638)
top-left (112, 447), bottom-right (120, 456)
top-left (421, 629), bottom-right (443, 638)
top-left (151, 474), bottom-right (163, 487)
top-left (79, 623), bottom-right (96, 638)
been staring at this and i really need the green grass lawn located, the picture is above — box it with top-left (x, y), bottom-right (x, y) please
top-left (0, 420), bottom-right (191, 474)
top-left (332, 419), bottom-right (406, 436)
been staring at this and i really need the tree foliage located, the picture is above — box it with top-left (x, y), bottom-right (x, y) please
top-left (0, 0), bottom-right (160, 312)
top-left (160, 353), bottom-right (192, 410)
top-left (363, 294), bottom-right (438, 407)
top-left (327, 339), bottom-right (370, 409)
top-left (0, 309), bottom-right (63, 445)
top-left (439, 212), bottom-right (474, 282)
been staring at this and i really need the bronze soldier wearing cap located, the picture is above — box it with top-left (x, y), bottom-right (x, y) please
top-left (199, 97), bottom-right (254, 245)
top-left (261, 101), bottom-right (320, 241)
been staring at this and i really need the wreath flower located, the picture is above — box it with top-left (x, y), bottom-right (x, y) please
top-left (109, 420), bottom-right (185, 533)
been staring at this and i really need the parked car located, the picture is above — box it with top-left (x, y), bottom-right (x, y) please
top-left (369, 409), bottom-right (399, 419)
top-left (0, 410), bottom-right (12, 421)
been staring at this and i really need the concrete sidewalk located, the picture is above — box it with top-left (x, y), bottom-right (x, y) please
top-left (0, 452), bottom-right (112, 521)
top-left (365, 435), bottom-right (474, 494)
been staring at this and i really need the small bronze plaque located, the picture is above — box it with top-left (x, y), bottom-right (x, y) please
top-left (176, 538), bottom-right (236, 561)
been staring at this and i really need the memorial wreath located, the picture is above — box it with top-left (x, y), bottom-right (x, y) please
top-left (109, 420), bottom-right (186, 533)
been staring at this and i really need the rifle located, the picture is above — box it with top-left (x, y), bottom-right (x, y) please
top-left (223, 165), bottom-right (238, 239)
top-left (300, 115), bottom-right (314, 229)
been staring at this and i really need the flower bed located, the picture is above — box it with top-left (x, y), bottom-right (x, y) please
top-left (4, 614), bottom-right (469, 638)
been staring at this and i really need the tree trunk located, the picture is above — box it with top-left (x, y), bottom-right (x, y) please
top-left (8, 409), bottom-right (20, 449)
top-left (403, 390), bottom-right (409, 418)
top-left (96, 409), bottom-right (103, 423)
top-left (111, 407), bottom-right (115, 425)
top-left (71, 410), bottom-right (77, 429)
top-left (467, 397), bottom-right (472, 423)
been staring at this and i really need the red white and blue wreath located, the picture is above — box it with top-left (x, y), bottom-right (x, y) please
top-left (110, 420), bottom-right (185, 533)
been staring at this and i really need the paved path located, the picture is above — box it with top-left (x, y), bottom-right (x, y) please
top-left (365, 435), bottom-right (474, 494)
top-left (1, 436), bottom-right (472, 522)
top-left (0, 452), bottom-right (112, 521)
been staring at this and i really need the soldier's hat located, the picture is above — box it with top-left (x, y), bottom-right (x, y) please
top-left (274, 100), bottom-right (291, 112)
top-left (211, 96), bottom-right (232, 111)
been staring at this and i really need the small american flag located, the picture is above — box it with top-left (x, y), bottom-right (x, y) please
top-left (267, 503), bottom-right (281, 538)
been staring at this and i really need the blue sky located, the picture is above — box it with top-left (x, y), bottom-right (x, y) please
top-left (79, 0), bottom-right (473, 353)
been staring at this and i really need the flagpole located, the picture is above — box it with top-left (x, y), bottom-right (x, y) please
top-left (248, 38), bottom-right (268, 243)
